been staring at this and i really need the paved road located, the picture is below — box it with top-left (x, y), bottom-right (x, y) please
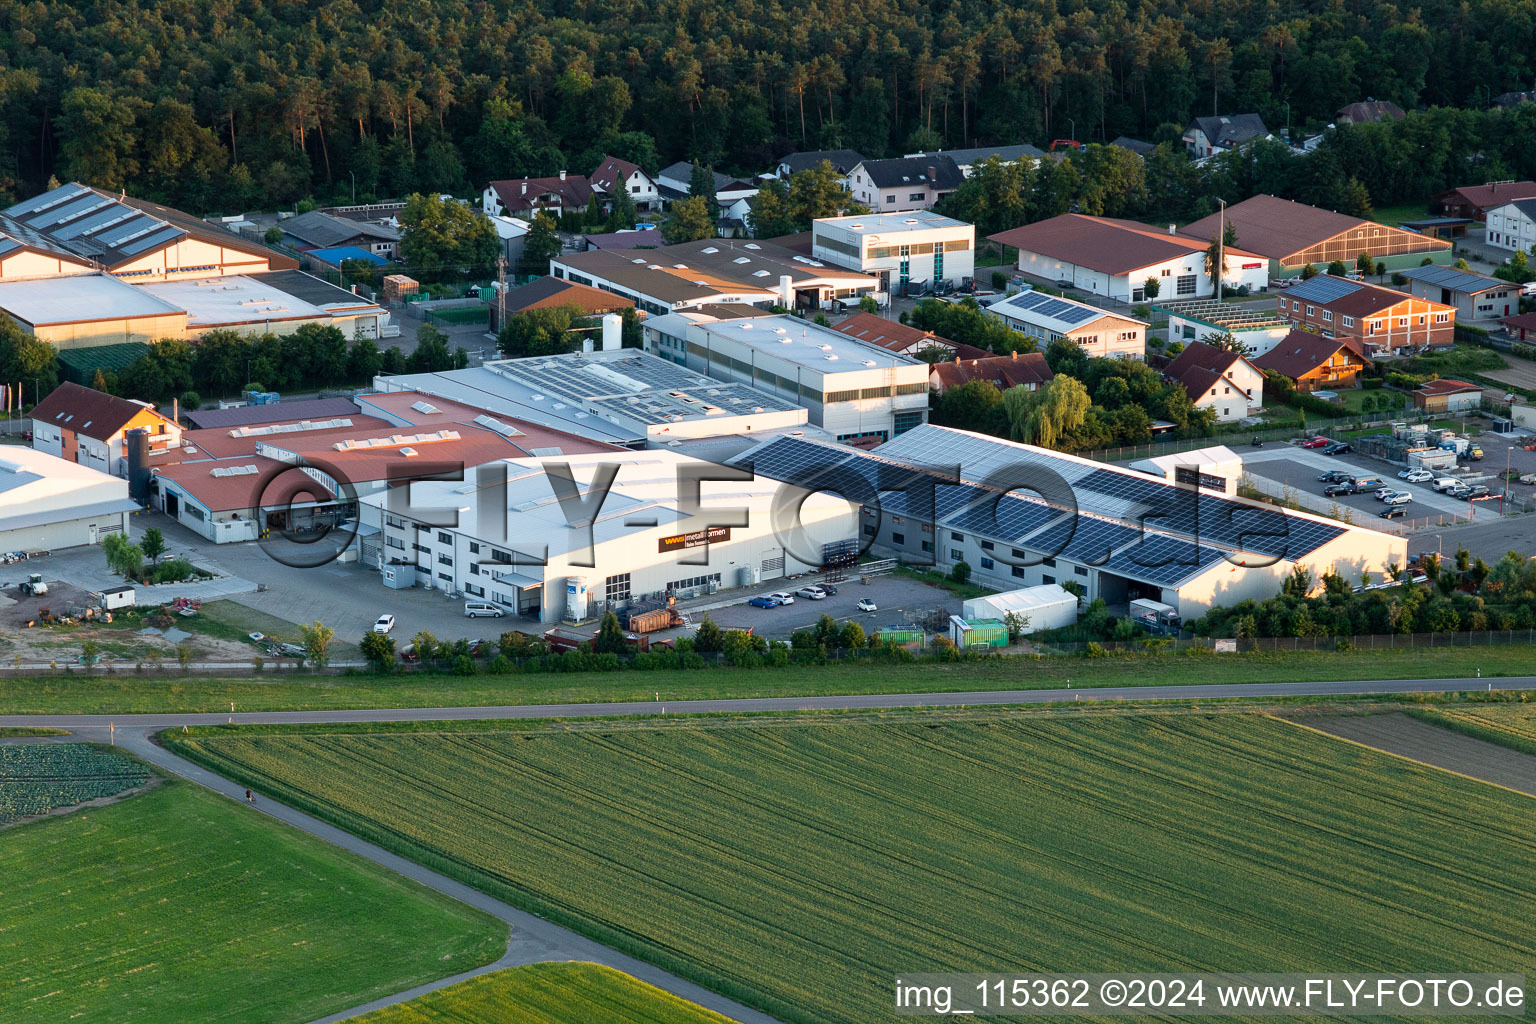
top-left (109, 730), bottom-right (781, 1024)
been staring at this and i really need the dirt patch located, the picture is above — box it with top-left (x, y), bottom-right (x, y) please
top-left (1288, 712), bottom-right (1536, 797)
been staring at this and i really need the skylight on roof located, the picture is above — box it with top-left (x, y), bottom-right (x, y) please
top-left (733, 257), bottom-right (751, 264)
top-left (701, 247), bottom-right (719, 254)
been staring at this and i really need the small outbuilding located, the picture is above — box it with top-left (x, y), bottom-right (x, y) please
top-left (962, 584), bottom-right (1079, 634)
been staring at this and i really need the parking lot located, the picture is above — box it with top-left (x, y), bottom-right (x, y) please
top-left (1241, 444), bottom-right (1515, 520)
top-left (650, 573), bottom-right (965, 643)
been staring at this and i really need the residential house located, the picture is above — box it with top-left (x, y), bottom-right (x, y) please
top-left (590, 156), bottom-right (660, 212)
top-left (493, 275), bottom-right (635, 326)
top-left (1500, 311), bottom-right (1536, 341)
top-left (490, 215), bottom-right (530, 269)
top-left (279, 210), bottom-right (400, 259)
top-left (988, 214), bottom-right (1269, 302)
top-left (1274, 275), bottom-right (1455, 356)
top-left (1251, 330), bottom-right (1369, 392)
top-left (1162, 341), bottom-right (1264, 422)
top-left (928, 352), bottom-right (1054, 396)
top-left (811, 211), bottom-right (975, 293)
top-left (0, 182), bottom-right (296, 283)
top-left (655, 162), bottom-right (760, 227)
top-left (1110, 136), bottom-right (1156, 158)
top-left (1180, 194), bottom-right (1450, 277)
top-left (482, 172), bottom-right (595, 218)
top-left (1334, 100), bottom-right (1406, 124)
top-left (1412, 379), bottom-right (1484, 413)
top-left (1181, 114), bottom-right (1270, 158)
top-left (773, 150), bottom-right (866, 179)
top-left (833, 312), bottom-right (984, 360)
top-left (1397, 264), bottom-right (1517, 322)
top-left (1494, 91), bottom-right (1536, 109)
top-left (1484, 197), bottom-right (1536, 251)
top-left (1435, 180), bottom-right (1536, 222)
top-left (845, 156), bottom-right (965, 213)
top-left (30, 381), bottom-right (183, 477)
top-left (984, 289), bottom-right (1146, 359)
top-left (910, 145), bottom-right (1043, 177)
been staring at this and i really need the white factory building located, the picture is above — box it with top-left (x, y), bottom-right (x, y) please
top-left (810, 211), bottom-right (976, 293)
top-left (643, 312), bottom-right (931, 445)
top-left (358, 449), bottom-right (858, 623)
top-left (0, 447), bottom-right (138, 551)
top-left (729, 425), bottom-right (1406, 621)
top-left (374, 347), bottom-right (808, 449)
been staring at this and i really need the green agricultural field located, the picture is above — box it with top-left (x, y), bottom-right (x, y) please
top-left (0, 780), bottom-right (503, 1023)
top-left (353, 962), bottom-right (732, 1024)
top-left (3, 642), bottom-right (1533, 714)
top-left (171, 712), bottom-right (1536, 1024)
top-left (0, 743), bottom-right (148, 823)
top-left (1408, 700), bottom-right (1536, 756)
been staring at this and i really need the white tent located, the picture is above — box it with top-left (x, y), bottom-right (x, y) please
top-left (962, 584), bottom-right (1078, 634)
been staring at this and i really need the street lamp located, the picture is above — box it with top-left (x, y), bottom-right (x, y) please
top-left (1504, 445), bottom-right (1515, 504)
top-left (1067, 117), bottom-right (1076, 142)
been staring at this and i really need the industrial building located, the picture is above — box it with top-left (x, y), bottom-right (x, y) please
top-left (551, 238), bottom-right (877, 316)
top-left (1180, 194), bottom-right (1451, 277)
top-left (810, 211), bottom-right (975, 292)
top-left (1154, 298), bottom-right (1293, 357)
top-left (1398, 264), bottom-right (1518, 323)
top-left (984, 289), bottom-right (1146, 359)
top-left (988, 215), bottom-right (1269, 302)
top-left (728, 425), bottom-right (1406, 620)
top-left (357, 448), bottom-right (858, 622)
top-left (0, 181), bottom-right (295, 282)
top-left (643, 312), bottom-right (931, 444)
top-left (0, 447), bottom-right (138, 551)
top-left (0, 274), bottom-right (187, 349)
top-left (376, 347), bottom-right (808, 448)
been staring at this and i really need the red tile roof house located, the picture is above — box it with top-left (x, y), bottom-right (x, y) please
top-left (29, 382), bottom-right (183, 477)
top-left (1163, 341), bottom-right (1264, 422)
top-left (1412, 378), bottom-right (1485, 414)
top-left (832, 312), bottom-right (987, 360)
top-left (1251, 330), bottom-right (1370, 392)
top-left (1434, 180), bottom-right (1536, 222)
top-left (481, 172), bottom-right (595, 218)
top-left (928, 351), bottom-right (1053, 395)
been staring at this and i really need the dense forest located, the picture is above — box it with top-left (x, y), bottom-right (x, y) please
top-left (3, 0), bottom-right (1536, 214)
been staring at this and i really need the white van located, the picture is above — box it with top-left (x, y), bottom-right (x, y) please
top-left (463, 601), bottom-right (506, 618)
top-left (1432, 477), bottom-right (1460, 493)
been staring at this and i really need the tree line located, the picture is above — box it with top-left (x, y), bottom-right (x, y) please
top-left (8, 0), bottom-right (1536, 216)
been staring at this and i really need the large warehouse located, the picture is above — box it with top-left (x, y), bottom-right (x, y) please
top-left (728, 425), bottom-right (1406, 620)
top-left (0, 448), bottom-right (138, 551)
top-left (357, 449), bottom-right (858, 622)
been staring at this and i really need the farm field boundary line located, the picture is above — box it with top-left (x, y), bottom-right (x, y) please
top-left (109, 729), bottom-right (783, 1024)
top-left (5, 674), bottom-right (1536, 730)
top-left (1285, 712), bottom-right (1536, 798)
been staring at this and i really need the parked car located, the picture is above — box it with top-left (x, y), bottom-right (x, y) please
top-left (1466, 484), bottom-right (1490, 498)
top-left (1383, 491), bottom-right (1413, 505)
top-left (856, 597), bottom-right (877, 612)
top-left (1324, 442), bottom-right (1353, 455)
top-left (768, 591), bottom-right (796, 605)
top-left (1432, 478), bottom-right (1461, 492)
top-left (1323, 483), bottom-right (1357, 497)
top-left (372, 614), bottom-right (395, 634)
top-left (1446, 484), bottom-right (1471, 499)
top-left (1301, 436), bottom-right (1331, 448)
top-left (1054, 279), bottom-right (1074, 289)
top-left (1373, 485), bottom-right (1397, 500)
top-left (463, 602), bottom-right (505, 618)
top-left (1319, 469), bottom-right (1351, 483)
top-left (747, 595), bottom-right (781, 609)
top-left (1400, 469), bottom-right (1434, 483)
top-left (1380, 506), bottom-right (1408, 519)
top-left (796, 585), bottom-right (827, 600)
top-left (820, 583), bottom-right (838, 596)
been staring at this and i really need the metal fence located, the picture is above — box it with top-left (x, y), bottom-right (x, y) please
top-left (1080, 410), bottom-right (1442, 464)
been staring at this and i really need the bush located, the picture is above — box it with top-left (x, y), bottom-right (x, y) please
top-left (991, 270), bottom-right (1007, 290)
top-left (1085, 641), bottom-right (1106, 658)
top-left (951, 561), bottom-right (971, 584)
top-left (488, 655), bottom-right (513, 674)
top-left (451, 655), bottom-right (476, 676)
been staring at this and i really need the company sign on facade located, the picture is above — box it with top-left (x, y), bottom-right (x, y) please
top-left (658, 525), bottom-right (731, 553)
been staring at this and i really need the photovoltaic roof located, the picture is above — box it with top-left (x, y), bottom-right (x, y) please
top-left (1284, 275), bottom-right (1362, 304)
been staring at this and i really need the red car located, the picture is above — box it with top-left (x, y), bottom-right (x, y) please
top-left (1301, 436), bottom-right (1331, 449)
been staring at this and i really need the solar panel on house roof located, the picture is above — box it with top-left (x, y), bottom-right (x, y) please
top-left (1286, 275), bottom-right (1362, 304)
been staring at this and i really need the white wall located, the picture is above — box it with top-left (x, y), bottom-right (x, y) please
top-left (1485, 203), bottom-right (1535, 252)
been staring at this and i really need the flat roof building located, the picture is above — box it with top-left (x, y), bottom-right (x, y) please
top-left (551, 238), bottom-right (877, 316)
top-left (1153, 297), bottom-right (1293, 357)
top-left (0, 274), bottom-right (186, 349)
top-left (358, 448), bottom-right (859, 621)
top-left (140, 272), bottom-right (391, 340)
top-left (644, 312), bottom-right (931, 445)
top-left (811, 211), bottom-right (975, 292)
top-left (375, 347), bottom-right (808, 448)
top-left (0, 447), bottom-right (138, 552)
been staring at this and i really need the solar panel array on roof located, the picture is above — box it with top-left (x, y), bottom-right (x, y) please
top-left (0, 182), bottom-right (187, 267)
top-left (996, 288), bottom-right (1102, 327)
top-left (1285, 275), bottom-right (1362, 304)
top-left (945, 493), bottom-right (1066, 543)
top-left (1100, 535), bottom-right (1225, 586)
top-left (1399, 264), bottom-right (1502, 293)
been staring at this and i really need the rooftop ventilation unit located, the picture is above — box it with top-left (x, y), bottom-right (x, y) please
top-left (410, 401), bottom-right (440, 414)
